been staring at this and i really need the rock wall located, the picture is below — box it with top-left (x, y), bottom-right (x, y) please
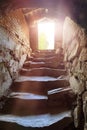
top-left (0, 9), bottom-right (31, 97)
top-left (63, 17), bottom-right (87, 94)
top-left (63, 17), bottom-right (87, 129)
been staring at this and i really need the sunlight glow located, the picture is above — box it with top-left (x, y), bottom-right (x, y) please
top-left (38, 21), bottom-right (55, 50)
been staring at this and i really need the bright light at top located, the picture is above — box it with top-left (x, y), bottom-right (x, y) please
top-left (38, 20), bottom-right (55, 50)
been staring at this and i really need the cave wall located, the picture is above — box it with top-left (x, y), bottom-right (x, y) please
top-left (63, 17), bottom-right (87, 128)
top-left (63, 17), bottom-right (87, 94)
top-left (0, 9), bottom-right (31, 97)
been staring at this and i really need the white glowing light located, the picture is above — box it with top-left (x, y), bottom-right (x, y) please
top-left (38, 21), bottom-right (55, 50)
top-left (0, 111), bottom-right (71, 127)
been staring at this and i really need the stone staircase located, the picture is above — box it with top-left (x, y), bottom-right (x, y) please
top-left (0, 50), bottom-right (76, 130)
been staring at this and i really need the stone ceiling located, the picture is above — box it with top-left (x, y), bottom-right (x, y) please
top-left (0, 0), bottom-right (87, 29)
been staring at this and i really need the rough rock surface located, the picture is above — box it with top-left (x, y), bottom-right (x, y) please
top-left (0, 9), bottom-right (31, 97)
top-left (63, 17), bottom-right (87, 129)
top-left (63, 17), bottom-right (87, 94)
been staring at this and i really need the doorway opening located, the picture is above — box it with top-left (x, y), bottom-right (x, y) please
top-left (38, 18), bottom-right (55, 50)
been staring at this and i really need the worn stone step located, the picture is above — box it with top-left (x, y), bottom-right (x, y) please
top-left (19, 68), bottom-right (67, 77)
top-left (48, 88), bottom-right (75, 110)
top-left (11, 77), bottom-right (69, 93)
top-left (23, 61), bottom-right (65, 69)
top-left (0, 112), bottom-right (73, 130)
top-left (31, 50), bottom-right (57, 58)
top-left (27, 55), bottom-right (63, 63)
top-left (0, 97), bottom-right (48, 116)
top-left (11, 83), bottom-right (47, 95)
top-left (0, 91), bottom-right (72, 116)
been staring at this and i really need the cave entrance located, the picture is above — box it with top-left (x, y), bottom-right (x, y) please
top-left (37, 18), bottom-right (55, 50)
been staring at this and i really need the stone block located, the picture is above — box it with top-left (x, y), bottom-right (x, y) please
top-left (63, 17), bottom-right (86, 62)
top-left (69, 76), bottom-right (84, 94)
top-left (79, 48), bottom-right (87, 62)
top-left (68, 38), bottom-right (79, 61)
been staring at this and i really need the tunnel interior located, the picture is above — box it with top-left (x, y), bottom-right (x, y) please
top-left (0, 0), bottom-right (87, 130)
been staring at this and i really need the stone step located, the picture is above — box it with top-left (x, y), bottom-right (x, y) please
top-left (23, 61), bottom-right (65, 69)
top-left (11, 82), bottom-right (47, 95)
top-left (0, 97), bottom-right (48, 116)
top-left (11, 77), bottom-right (69, 95)
top-left (0, 90), bottom-right (72, 116)
top-left (31, 50), bottom-right (57, 58)
top-left (48, 88), bottom-right (75, 110)
top-left (0, 112), bottom-right (73, 130)
top-left (27, 55), bottom-right (64, 63)
top-left (19, 68), bottom-right (67, 77)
